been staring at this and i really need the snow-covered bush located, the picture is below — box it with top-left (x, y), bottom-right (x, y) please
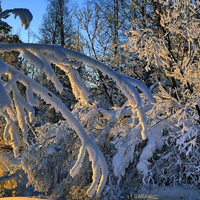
top-left (21, 122), bottom-right (80, 198)
top-left (0, 6), bottom-right (155, 198)
top-left (120, 0), bottom-right (200, 191)
top-left (2, 1), bottom-right (200, 198)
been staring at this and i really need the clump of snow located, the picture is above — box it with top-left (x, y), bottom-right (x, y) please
top-left (11, 8), bottom-right (33, 30)
top-left (0, 8), bottom-right (33, 30)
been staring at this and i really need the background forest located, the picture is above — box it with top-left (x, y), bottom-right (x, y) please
top-left (0, 0), bottom-right (200, 199)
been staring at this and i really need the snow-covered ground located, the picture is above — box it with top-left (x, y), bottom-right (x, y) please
top-left (137, 186), bottom-right (200, 200)
top-left (0, 198), bottom-right (48, 200)
top-left (0, 186), bottom-right (199, 200)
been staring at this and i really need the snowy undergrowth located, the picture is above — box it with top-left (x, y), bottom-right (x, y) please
top-left (21, 121), bottom-right (80, 199)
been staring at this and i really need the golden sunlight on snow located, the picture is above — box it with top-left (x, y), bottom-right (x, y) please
top-left (0, 198), bottom-right (48, 200)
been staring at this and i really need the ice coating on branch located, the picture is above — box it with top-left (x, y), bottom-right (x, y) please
top-left (26, 83), bottom-right (37, 106)
top-left (121, 74), bottom-right (154, 103)
top-left (4, 74), bottom-right (19, 92)
top-left (10, 120), bottom-right (20, 157)
top-left (87, 164), bottom-right (101, 197)
top-left (137, 106), bottom-right (148, 140)
top-left (34, 50), bottom-right (63, 93)
top-left (12, 84), bottom-right (29, 141)
top-left (0, 60), bottom-right (11, 112)
top-left (2, 110), bottom-right (19, 157)
top-left (50, 74), bottom-right (63, 93)
top-left (137, 125), bottom-right (163, 176)
top-left (45, 53), bottom-right (80, 69)
top-left (19, 49), bottom-right (45, 70)
top-left (0, 81), bottom-right (13, 111)
top-left (70, 142), bottom-right (87, 177)
top-left (98, 107), bottom-right (132, 122)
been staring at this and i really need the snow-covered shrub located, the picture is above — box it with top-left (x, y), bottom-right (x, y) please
top-left (0, 6), bottom-right (155, 198)
top-left (21, 122), bottom-right (80, 198)
top-left (115, 0), bottom-right (200, 193)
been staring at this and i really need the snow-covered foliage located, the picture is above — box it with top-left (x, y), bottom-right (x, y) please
top-left (2, 1), bottom-right (200, 199)
top-left (0, 7), bottom-right (156, 199)
top-left (119, 0), bottom-right (200, 190)
top-left (21, 122), bottom-right (78, 198)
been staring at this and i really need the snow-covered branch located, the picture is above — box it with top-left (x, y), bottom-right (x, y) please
top-left (0, 43), bottom-right (154, 139)
top-left (0, 8), bottom-right (33, 29)
top-left (0, 42), bottom-right (153, 196)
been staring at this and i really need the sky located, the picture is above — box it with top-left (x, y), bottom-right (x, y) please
top-left (1, 0), bottom-right (84, 43)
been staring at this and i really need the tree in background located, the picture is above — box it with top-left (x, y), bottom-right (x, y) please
top-left (75, 0), bottom-right (129, 106)
top-left (38, 0), bottom-right (78, 122)
top-left (39, 0), bottom-right (73, 47)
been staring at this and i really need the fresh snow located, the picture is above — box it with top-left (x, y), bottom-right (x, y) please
top-left (0, 198), bottom-right (49, 200)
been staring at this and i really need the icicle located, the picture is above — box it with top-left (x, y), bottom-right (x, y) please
top-left (2, 110), bottom-right (11, 140)
top-left (9, 121), bottom-right (20, 157)
top-left (87, 165), bottom-right (101, 197)
top-left (12, 84), bottom-right (28, 141)
top-left (68, 68), bottom-right (90, 104)
top-left (96, 156), bottom-right (108, 197)
top-left (50, 74), bottom-right (63, 93)
top-left (33, 50), bottom-right (63, 93)
top-left (0, 81), bottom-right (12, 111)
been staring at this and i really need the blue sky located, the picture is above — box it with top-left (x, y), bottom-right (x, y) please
top-left (1, 0), bottom-right (84, 43)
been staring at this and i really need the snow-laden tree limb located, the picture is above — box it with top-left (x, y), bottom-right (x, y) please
top-left (0, 5), bottom-right (156, 198)
top-left (0, 43), bottom-right (154, 139)
top-left (0, 8), bottom-right (33, 30)
top-left (0, 42), bottom-right (153, 196)
top-left (1, 63), bottom-right (107, 197)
